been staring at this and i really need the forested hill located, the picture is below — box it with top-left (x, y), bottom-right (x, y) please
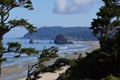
top-left (23, 26), bottom-right (97, 41)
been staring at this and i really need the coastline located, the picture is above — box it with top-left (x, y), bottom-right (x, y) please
top-left (64, 41), bottom-right (100, 59)
top-left (0, 41), bottom-right (100, 80)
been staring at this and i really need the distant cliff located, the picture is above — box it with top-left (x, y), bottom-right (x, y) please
top-left (23, 26), bottom-right (97, 41)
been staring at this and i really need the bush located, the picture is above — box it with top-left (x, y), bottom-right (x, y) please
top-left (57, 48), bottom-right (120, 80)
top-left (38, 46), bottom-right (58, 61)
top-left (44, 58), bottom-right (75, 72)
top-left (101, 74), bottom-right (120, 80)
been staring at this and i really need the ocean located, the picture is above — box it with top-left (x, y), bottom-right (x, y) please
top-left (2, 38), bottom-right (90, 67)
top-left (0, 38), bottom-right (91, 80)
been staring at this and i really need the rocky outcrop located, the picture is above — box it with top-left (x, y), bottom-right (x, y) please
top-left (29, 38), bottom-right (34, 44)
top-left (54, 34), bottom-right (68, 44)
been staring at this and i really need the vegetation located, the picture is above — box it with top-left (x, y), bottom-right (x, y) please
top-left (0, 0), bottom-right (37, 75)
top-left (101, 74), bottom-right (120, 80)
top-left (26, 46), bottom-right (59, 80)
top-left (38, 46), bottom-right (58, 61)
top-left (44, 58), bottom-right (75, 72)
top-left (90, 0), bottom-right (120, 50)
top-left (25, 0), bottom-right (120, 80)
top-left (57, 0), bottom-right (120, 80)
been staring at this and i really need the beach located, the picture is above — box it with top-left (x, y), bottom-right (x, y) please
top-left (0, 41), bottom-right (100, 80)
top-left (19, 66), bottom-right (70, 80)
top-left (64, 41), bottom-right (100, 59)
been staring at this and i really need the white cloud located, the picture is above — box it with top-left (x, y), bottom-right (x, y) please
top-left (74, 0), bottom-right (96, 5)
top-left (54, 0), bottom-right (67, 13)
top-left (53, 0), bottom-right (68, 14)
top-left (53, 0), bottom-right (100, 14)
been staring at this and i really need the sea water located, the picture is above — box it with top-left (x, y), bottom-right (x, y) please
top-left (2, 38), bottom-right (90, 67)
top-left (0, 38), bottom-right (90, 80)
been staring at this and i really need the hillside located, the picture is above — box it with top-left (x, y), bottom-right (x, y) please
top-left (23, 26), bottom-right (97, 41)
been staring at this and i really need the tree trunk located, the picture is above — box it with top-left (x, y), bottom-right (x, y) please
top-left (100, 29), bottom-right (104, 50)
top-left (0, 36), bottom-right (3, 75)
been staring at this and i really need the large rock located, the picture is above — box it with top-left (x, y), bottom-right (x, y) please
top-left (54, 34), bottom-right (68, 44)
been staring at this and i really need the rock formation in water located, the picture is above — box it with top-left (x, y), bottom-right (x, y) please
top-left (29, 38), bottom-right (34, 44)
top-left (54, 34), bottom-right (68, 44)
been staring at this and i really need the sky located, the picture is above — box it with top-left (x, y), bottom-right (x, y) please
top-left (5, 0), bottom-right (103, 38)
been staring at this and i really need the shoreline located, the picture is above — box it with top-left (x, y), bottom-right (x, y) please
top-left (64, 41), bottom-right (100, 59)
top-left (0, 41), bottom-right (100, 80)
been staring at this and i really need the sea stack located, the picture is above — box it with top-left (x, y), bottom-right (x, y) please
top-left (29, 38), bottom-right (34, 44)
top-left (54, 34), bottom-right (68, 44)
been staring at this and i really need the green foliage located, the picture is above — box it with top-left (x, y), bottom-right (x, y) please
top-left (0, 58), bottom-right (7, 63)
top-left (37, 63), bottom-right (47, 71)
top-left (44, 58), bottom-right (73, 72)
top-left (101, 74), bottom-right (120, 80)
top-left (0, 0), bottom-right (37, 75)
top-left (39, 46), bottom-right (58, 61)
top-left (30, 47), bottom-right (59, 74)
top-left (57, 0), bottom-right (120, 80)
top-left (7, 42), bottom-right (21, 47)
top-left (0, 0), bottom-right (36, 36)
top-left (90, 0), bottom-right (120, 50)
top-left (21, 48), bottom-right (39, 56)
top-left (6, 42), bottom-right (39, 56)
top-left (2, 42), bottom-right (38, 57)
top-left (0, 46), bottom-right (5, 52)
top-left (8, 19), bottom-right (37, 33)
top-left (57, 47), bottom-right (120, 80)
top-left (7, 42), bottom-right (21, 52)
top-left (0, 0), bottom-right (33, 10)
top-left (0, 0), bottom-right (36, 54)
top-left (0, 0), bottom-right (37, 58)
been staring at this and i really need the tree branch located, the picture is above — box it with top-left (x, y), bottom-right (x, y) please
top-left (8, 19), bottom-right (37, 33)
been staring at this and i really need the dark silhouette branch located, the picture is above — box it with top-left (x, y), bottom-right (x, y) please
top-left (26, 60), bottom-right (44, 80)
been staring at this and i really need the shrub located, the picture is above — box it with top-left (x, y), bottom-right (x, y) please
top-left (101, 74), bottom-right (120, 80)
top-left (44, 58), bottom-right (75, 72)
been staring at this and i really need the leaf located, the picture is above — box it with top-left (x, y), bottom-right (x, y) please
top-left (8, 19), bottom-right (37, 33)
top-left (21, 48), bottom-right (39, 56)
top-left (0, 58), bottom-right (7, 63)
top-left (7, 42), bottom-right (21, 52)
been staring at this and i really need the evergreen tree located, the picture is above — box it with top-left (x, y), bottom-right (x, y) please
top-left (0, 0), bottom-right (38, 75)
top-left (90, 0), bottom-right (120, 50)
top-left (57, 0), bottom-right (120, 80)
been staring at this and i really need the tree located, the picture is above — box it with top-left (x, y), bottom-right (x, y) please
top-left (39, 46), bottom-right (58, 61)
top-left (56, 1), bottom-right (120, 80)
top-left (0, 0), bottom-right (38, 75)
top-left (26, 46), bottom-right (58, 80)
top-left (90, 0), bottom-right (120, 50)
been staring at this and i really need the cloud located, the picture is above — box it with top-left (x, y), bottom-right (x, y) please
top-left (74, 0), bottom-right (96, 5)
top-left (53, 0), bottom-right (67, 14)
top-left (53, 0), bottom-right (100, 14)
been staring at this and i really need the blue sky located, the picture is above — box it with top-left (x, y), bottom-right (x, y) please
top-left (5, 0), bottom-right (103, 38)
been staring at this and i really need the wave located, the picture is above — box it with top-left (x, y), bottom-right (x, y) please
top-left (59, 46), bottom-right (68, 50)
top-left (2, 38), bottom-right (90, 67)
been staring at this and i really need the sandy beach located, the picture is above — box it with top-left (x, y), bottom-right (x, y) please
top-left (0, 62), bottom-right (35, 80)
top-left (19, 66), bottom-right (70, 80)
top-left (0, 41), bottom-right (100, 80)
